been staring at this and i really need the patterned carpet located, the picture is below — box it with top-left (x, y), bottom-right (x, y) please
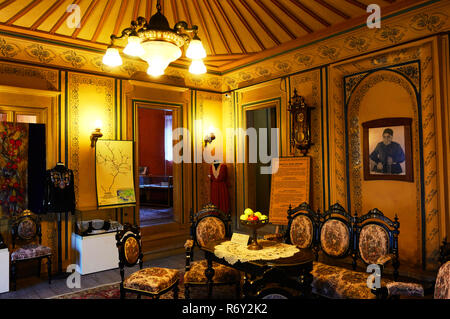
top-left (52, 275), bottom-right (238, 299)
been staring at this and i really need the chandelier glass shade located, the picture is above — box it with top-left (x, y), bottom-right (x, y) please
top-left (102, 0), bottom-right (206, 76)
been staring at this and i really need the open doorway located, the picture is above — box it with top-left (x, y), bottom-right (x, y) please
top-left (138, 107), bottom-right (174, 227)
top-left (245, 106), bottom-right (278, 215)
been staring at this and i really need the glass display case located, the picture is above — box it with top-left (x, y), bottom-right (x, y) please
top-left (74, 207), bottom-right (123, 236)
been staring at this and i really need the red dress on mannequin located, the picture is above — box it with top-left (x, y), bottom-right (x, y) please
top-left (210, 163), bottom-right (229, 213)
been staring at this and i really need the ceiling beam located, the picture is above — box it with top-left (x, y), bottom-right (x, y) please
top-left (170, 0), bottom-right (179, 23)
top-left (112, 0), bottom-right (129, 36)
top-left (91, 0), bottom-right (115, 43)
top-left (289, 0), bottom-right (331, 27)
top-left (226, 0), bottom-right (266, 51)
top-left (5, 0), bottom-right (41, 25)
top-left (49, 0), bottom-right (82, 34)
top-left (0, 0), bottom-right (14, 11)
top-left (71, 0), bottom-right (99, 38)
top-left (238, 0), bottom-right (281, 46)
top-left (31, 0), bottom-right (65, 31)
top-left (132, 0), bottom-right (141, 21)
top-left (213, 0), bottom-right (247, 53)
top-left (180, 0), bottom-right (193, 26)
top-left (146, 0), bottom-right (152, 20)
top-left (314, 0), bottom-right (351, 20)
top-left (254, 0), bottom-right (296, 39)
top-left (269, 0), bottom-right (313, 34)
top-left (202, 0), bottom-right (232, 54)
top-left (345, 0), bottom-right (368, 10)
top-left (192, 0), bottom-right (216, 55)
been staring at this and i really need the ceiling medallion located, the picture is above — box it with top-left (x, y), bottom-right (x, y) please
top-left (102, 0), bottom-right (206, 77)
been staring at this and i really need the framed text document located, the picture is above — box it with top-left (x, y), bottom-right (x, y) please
top-left (269, 157), bottom-right (311, 225)
top-left (95, 140), bottom-right (136, 208)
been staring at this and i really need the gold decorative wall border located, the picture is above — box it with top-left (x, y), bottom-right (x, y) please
top-left (67, 73), bottom-right (115, 202)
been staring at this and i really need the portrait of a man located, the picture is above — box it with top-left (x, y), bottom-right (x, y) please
top-left (362, 118), bottom-right (413, 182)
top-left (369, 128), bottom-right (405, 174)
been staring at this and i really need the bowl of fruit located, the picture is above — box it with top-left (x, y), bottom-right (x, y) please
top-left (239, 208), bottom-right (269, 250)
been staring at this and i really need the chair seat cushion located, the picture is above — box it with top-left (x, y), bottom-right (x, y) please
top-left (184, 260), bottom-right (241, 284)
top-left (11, 244), bottom-right (52, 261)
top-left (311, 262), bottom-right (391, 299)
top-left (124, 267), bottom-right (179, 294)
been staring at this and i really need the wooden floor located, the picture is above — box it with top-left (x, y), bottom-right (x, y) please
top-left (0, 252), bottom-right (186, 299)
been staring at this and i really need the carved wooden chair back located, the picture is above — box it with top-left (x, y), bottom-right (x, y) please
top-left (116, 224), bottom-right (143, 282)
top-left (190, 203), bottom-right (231, 249)
top-left (355, 208), bottom-right (400, 277)
top-left (11, 210), bottom-right (42, 249)
top-left (318, 203), bottom-right (354, 261)
top-left (285, 202), bottom-right (320, 259)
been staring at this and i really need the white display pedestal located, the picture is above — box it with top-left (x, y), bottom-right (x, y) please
top-left (72, 232), bottom-right (119, 275)
top-left (0, 248), bottom-right (9, 293)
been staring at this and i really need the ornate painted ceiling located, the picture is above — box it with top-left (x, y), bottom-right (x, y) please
top-left (0, 0), bottom-right (430, 72)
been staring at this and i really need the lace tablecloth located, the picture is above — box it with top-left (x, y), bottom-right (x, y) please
top-left (214, 240), bottom-right (300, 265)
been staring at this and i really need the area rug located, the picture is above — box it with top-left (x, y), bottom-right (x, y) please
top-left (52, 278), bottom-right (238, 299)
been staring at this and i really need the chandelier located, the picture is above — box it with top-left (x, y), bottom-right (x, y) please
top-left (102, 0), bottom-right (207, 77)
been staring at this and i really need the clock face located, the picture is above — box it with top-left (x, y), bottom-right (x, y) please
top-left (295, 129), bottom-right (305, 143)
top-left (297, 113), bottom-right (304, 122)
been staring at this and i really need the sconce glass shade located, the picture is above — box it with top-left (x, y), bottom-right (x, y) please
top-left (189, 59), bottom-right (206, 75)
top-left (140, 40), bottom-right (182, 77)
top-left (186, 39), bottom-right (206, 59)
top-left (123, 36), bottom-right (145, 57)
top-left (102, 47), bottom-right (123, 67)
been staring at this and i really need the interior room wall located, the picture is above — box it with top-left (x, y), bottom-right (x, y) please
top-left (138, 108), bottom-right (170, 177)
top-left (328, 37), bottom-right (446, 271)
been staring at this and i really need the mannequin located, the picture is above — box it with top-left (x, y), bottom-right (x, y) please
top-left (210, 160), bottom-right (229, 213)
top-left (44, 162), bottom-right (75, 213)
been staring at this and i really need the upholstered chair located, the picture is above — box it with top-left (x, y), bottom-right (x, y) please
top-left (285, 202), bottom-right (320, 259)
top-left (10, 210), bottom-right (52, 291)
top-left (355, 208), bottom-right (400, 281)
top-left (184, 203), bottom-right (241, 299)
top-left (116, 223), bottom-right (179, 299)
top-left (383, 238), bottom-right (450, 299)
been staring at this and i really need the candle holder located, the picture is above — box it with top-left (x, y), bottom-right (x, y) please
top-left (240, 219), bottom-right (269, 250)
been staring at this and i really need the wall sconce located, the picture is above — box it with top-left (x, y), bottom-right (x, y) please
top-left (204, 132), bottom-right (216, 147)
top-left (90, 120), bottom-right (103, 148)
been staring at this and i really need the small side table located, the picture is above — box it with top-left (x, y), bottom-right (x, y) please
top-left (0, 248), bottom-right (9, 293)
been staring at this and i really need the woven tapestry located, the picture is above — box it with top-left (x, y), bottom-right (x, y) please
top-left (0, 122), bottom-right (28, 217)
top-left (0, 122), bottom-right (46, 217)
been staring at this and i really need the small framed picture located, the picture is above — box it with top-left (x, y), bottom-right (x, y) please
top-left (362, 118), bottom-right (413, 182)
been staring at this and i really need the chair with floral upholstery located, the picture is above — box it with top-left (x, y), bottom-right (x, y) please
top-left (310, 203), bottom-right (363, 298)
top-left (285, 202), bottom-right (320, 259)
top-left (383, 238), bottom-right (449, 299)
top-left (355, 208), bottom-right (400, 280)
top-left (10, 210), bottom-right (52, 291)
top-left (116, 223), bottom-right (179, 299)
top-left (184, 203), bottom-right (241, 299)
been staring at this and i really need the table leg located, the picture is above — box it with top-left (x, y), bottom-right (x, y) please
top-left (204, 257), bottom-right (215, 299)
top-left (298, 263), bottom-right (313, 298)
